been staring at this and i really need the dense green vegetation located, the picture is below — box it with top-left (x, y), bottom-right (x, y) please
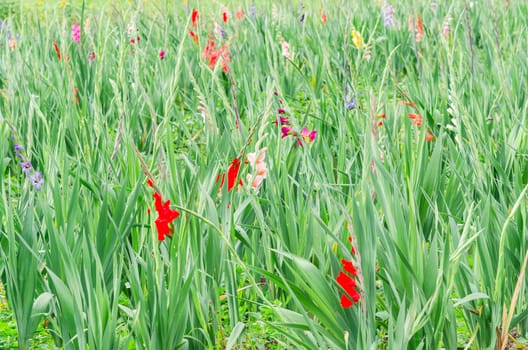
top-left (0, 0), bottom-right (527, 348)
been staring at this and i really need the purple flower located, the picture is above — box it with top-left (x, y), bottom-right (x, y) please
top-left (30, 172), bottom-right (44, 191)
top-left (21, 161), bottom-right (32, 174)
top-left (382, 3), bottom-right (394, 28)
top-left (215, 22), bottom-right (226, 39)
top-left (345, 97), bottom-right (356, 110)
top-left (345, 84), bottom-right (356, 110)
top-left (13, 142), bottom-right (44, 191)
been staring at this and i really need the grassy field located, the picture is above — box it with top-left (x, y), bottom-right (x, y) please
top-left (0, 0), bottom-right (527, 349)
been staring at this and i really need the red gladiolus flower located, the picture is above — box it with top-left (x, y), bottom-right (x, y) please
top-left (336, 238), bottom-right (360, 308)
top-left (53, 40), bottom-right (61, 60)
top-left (189, 30), bottom-right (199, 43)
top-left (216, 157), bottom-right (243, 192)
top-left (408, 113), bottom-right (423, 126)
top-left (227, 157), bottom-right (241, 192)
top-left (416, 15), bottom-right (424, 42)
top-left (425, 131), bottom-right (435, 142)
top-left (153, 192), bottom-right (180, 241)
top-left (202, 40), bottom-right (230, 72)
top-left (336, 271), bottom-right (360, 308)
top-left (72, 86), bottom-right (79, 104)
top-left (341, 259), bottom-right (358, 276)
top-left (191, 9), bottom-right (199, 28)
top-left (222, 11), bottom-right (228, 23)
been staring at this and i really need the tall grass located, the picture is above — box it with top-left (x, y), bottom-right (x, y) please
top-left (0, 0), bottom-right (527, 349)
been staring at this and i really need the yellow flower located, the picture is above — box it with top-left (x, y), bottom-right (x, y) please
top-left (351, 30), bottom-right (366, 49)
top-left (60, 0), bottom-right (66, 7)
top-left (38, 0), bottom-right (43, 5)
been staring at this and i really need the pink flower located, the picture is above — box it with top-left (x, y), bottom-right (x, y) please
top-left (246, 148), bottom-right (267, 191)
top-left (300, 127), bottom-right (317, 144)
top-left (159, 50), bottom-right (166, 60)
top-left (89, 52), bottom-right (96, 60)
top-left (281, 41), bottom-right (292, 59)
top-left (71, 22), bottom-right (81, 42)
top-left (442, 17), bottom-right (451, 37)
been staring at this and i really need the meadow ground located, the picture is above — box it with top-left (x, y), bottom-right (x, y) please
top-left (0, 0), bottom-right (527, 349)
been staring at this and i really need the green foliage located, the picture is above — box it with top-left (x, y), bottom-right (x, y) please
top-left (0, 0), bottom-right (527, 349)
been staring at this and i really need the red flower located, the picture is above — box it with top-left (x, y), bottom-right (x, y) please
top-left (425, 131), bottom-right (435, 142)
top-left (191, 9), bottom-right (199, 28)
top-left (408, 113), bottom-right (423, 126)
top-left (216, 157), bottom-right (243, 192)
top-left (416, 15), bottom-right (424, 42)
top-left (336, 238), bottom-right (361, 308)
top-left (52, 40), bottom-right (61, 60)
top-left (153, 192), bottom-right (180, 241)
top-left (222, 11), bottom-right (228, 23)
top-left (202, 40), bottom-right (230, 73)
top-left (189, 30), bottom-right (199, 43)
top-left (336, 271), bottom-right (360, 308)
top-left (341, 259), bottom-right (358, 276)
top-left (227, 157), bottom-right (241, 191)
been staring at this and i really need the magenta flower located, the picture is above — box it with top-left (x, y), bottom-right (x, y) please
top-left (71, 23), bottom-right (81, 43)
top-left (281, 126), bottom-right (294, 138)
top-left (159, 50), bottom-right (166, 60)
top-left (274, 116), bottom-right (290, 126)
top-left (300, 127), bottom-right (317, 144)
